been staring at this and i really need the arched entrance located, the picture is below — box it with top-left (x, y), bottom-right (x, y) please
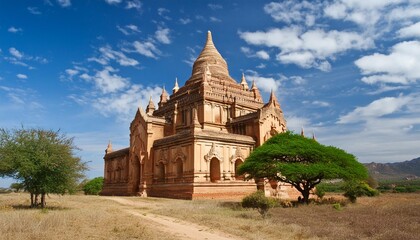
top-left (175, 158), bottom-right (183, 178)
top-left (158, 162), bottom-right (165, 181)
top-left (234, 159), bottom-right (244, 180)
top-left (210, 158), bottom-right (221, 182)
top-left (132, 156), bottom-right (140, 192)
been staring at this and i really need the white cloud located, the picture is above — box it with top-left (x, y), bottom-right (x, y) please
top-left (57, 0), bottom-right (71, 7)
top-left (285, 115), bottom-right (311, 133)
top-left (255, 50), bottom-right (270, 60)
top-left (8, 27), bottom-right (22, 33)
top-left (319, 92), bottom-right (420, 163)
top-left (126, 0), bottom-right (141, 10)
top-left (245, 71), bottom-right (281, 93)
top-left (157, 8), bottom-right (170, 20)
top-left (27, 7), bottom-right (41, 15)
top-left (132, 41), bottom-right (160, 59)
top-left (179, 18), bottom-right (191, 24)
top-left (388, 5), bottom-right (420, 21)
top-left (290, 76), bottom-right (306, 85)
top-left (312, 100), bottom-right (330, 107)
top-left (16, 74), bottom-right (28, 79)
top-left (9, 47), bottom-right (23, 59)
top-left (240, 27), bottom-right (372, 71)
top-left (256, 63), bottom-right (266, 69)
top-left (355, 41), bottom-right (420, 85)
top-left (264, 1), bottom-right (320, 27)
top-left (155, 27), bottom-right (171, 44)
top-left (0, 86), bottom-right (42, 109)
top-left (209, 17), bottom-right (221, 22)
top-left (324, 0), bottom-right (403, 27)
top-left (241, 47), bottom-right (270, 60)
top-left (82, 66), bottom-right (129, 94)
top-left (92, 85), bottom-right (162, 121)
top-left (88, 45), bottom-right (139, 67)
top-left (398, 22), bottom-right (420, 38)
top-left (338, 95), bottom-right (412, 124)
top-left (65, 69), bottom-right (79, 77)
top-left (208, 4), bottom-right (223, 10)
top-left (117, 24), bottom-right (140, 35)
top-left (105, 0), bottom-right (121, 4)
top-left (68, 66), bottom-right (162, 122)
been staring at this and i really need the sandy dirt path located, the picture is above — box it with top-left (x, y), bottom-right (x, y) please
top-left (104, 197), bottom-right (243, 240)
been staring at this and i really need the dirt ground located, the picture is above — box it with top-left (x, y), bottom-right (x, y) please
top-left (1, 192), bottom-right (419, 239)
top-left (104, 196), bottom-right (243, 240)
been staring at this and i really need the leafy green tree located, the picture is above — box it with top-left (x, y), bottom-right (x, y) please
top-left (83, 177), bottom-right (104, 195)
top-left (0, 128), bottom-right (87, 208)
top-left (10, 182), bottom-right (24, 192)
top-left (238, 131), bottom-right (368, 204)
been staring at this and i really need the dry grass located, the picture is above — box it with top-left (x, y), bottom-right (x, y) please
top-left (147, 193), bottom-right (420, 240)
top-left (0, 193), bottom-right (177, 240)
top-left (1, 192), bottom-right (419, 240)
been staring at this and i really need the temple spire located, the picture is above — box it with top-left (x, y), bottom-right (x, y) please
top-left (172, 77), bottom-right (179, 94)
top-left (301, 127), bottom-right (305, 137)
top-left (158, 86), bottom-right (168, 107)
top-left (267, 89), bottom-right (280, 107)
top-left (105, 140), bottom-right (112, 154)
top-left (250, 80), bottom-right (262, 102)
top-left (312, 131), bottom-right (317, 141)
top-left (146, 96), bottom-right (155, 115)
top-left (206, 30), bottom-right (214, 46)
top-left (186, 31), bottom-right (232, 85)
top-left (251, 79), bottom-right (257, 90)
top-left (240, 73), bottom-right (249, 91)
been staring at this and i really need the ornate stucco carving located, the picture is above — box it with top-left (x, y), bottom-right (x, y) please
top-left (204, 142), bottom-right (223, 162)
top-left (172, 146), bottom-right (187, 163)
top-left (156, 148), bottom-right (168, 165)
top-left (230, 146), bottom-right (245, 163)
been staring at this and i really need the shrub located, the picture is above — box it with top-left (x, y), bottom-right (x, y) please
top-left (82, 177), bottom-right (104, 195)
top-left (277, 199), bottom-right (293, 208)
top-left (332, 203), bottom-right (342, 211)
top-left (314, 186), bottom-right (325, 199)
top-left (343, 180), bottom-right (379, 203)
top-left (241, 190), bottom-right (276, 218)
top-left (10, 183), bottom-right (24, 192)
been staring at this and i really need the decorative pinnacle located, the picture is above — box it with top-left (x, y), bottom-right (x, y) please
top-left (268, 89), bottom-right (279, 105)
top-left (173, 77), bottom-right (179, 93)
top-left (240, 73), bottom-right (249, 90)
top-left (251, 79), bottom-right (257, 90)
top-left (105, 140), bottom-right (113, 154)
top-left (206, 30), bottom-right (213, 45)
top-left (146, 95), bottom-right (155, 114)
top-left (312, 131), bottom-right (317, 141)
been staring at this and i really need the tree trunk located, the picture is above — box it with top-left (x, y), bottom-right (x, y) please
top-left (34, 194), bottom-right (39, 207)
top-left (41, 193), bottom-right (46, 208)
top-left (302, 188), bottom-right (310, 204)
top-left (30, 193), bottom-right (34, 207)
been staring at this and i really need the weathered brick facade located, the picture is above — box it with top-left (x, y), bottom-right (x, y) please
top-left (102, 31), bottom-right (297, 199)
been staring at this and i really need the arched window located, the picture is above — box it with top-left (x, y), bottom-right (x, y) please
top-left (235, 159), bottom-right (244, 180)
top-left (176, 159), bottom-right (183, 178)
top-left (210, 158), bottom-right (221, 182)
top-left (158, 162), bottom-right (165, 181)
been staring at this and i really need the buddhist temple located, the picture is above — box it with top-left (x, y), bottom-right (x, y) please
top-left (101, 31), bottom-right (293, 199)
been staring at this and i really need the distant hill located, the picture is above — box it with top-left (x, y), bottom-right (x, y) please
top-left (364, 157), bottom-right (420, 181)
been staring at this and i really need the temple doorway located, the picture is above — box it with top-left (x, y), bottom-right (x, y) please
top-left (210, 158), bottom-right (221, 182)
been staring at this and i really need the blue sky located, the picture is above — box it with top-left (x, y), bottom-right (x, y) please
top-left (1, 0), bottom-right (420, 187)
